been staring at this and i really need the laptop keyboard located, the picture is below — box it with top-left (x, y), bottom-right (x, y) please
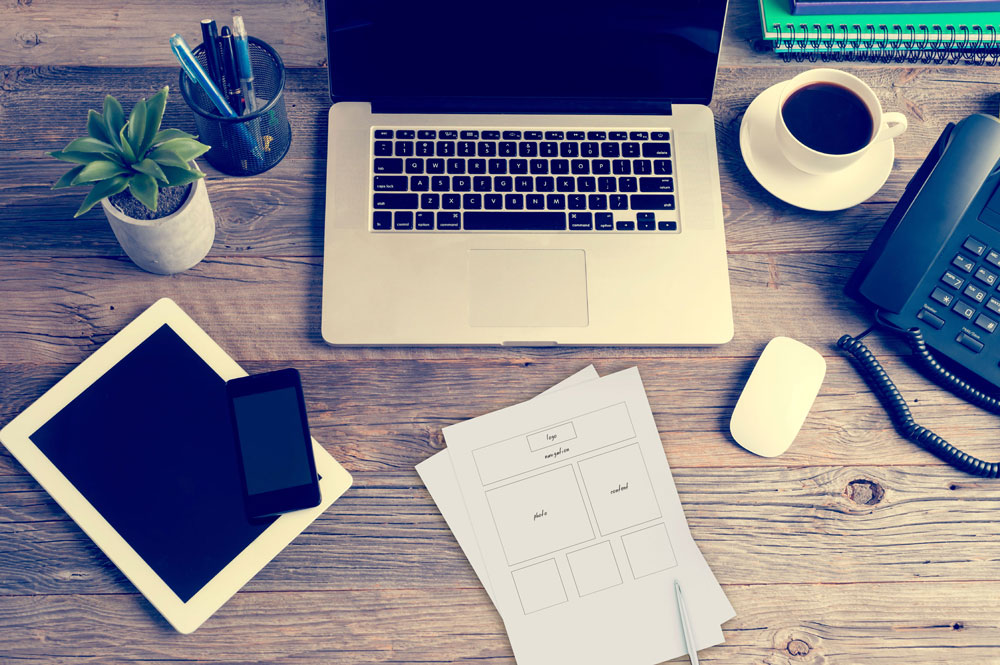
top-left (370, 128), bottom-right (678, 232)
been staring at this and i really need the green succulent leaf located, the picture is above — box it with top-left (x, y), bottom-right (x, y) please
top-left (118, 124), bottom-right (136, 163)
top-left (52, 165), bottom-right (86, 189)
top-left (103, 95), bottom-right (125, 148)
top-left (148, 146), bottom-right (193, 169)
top-left (133, 157), bottom-right (168, 184)
top-left (140, 87), bottom-right (169, 157)
top-left (74, 174), bottom-right (129, 217)
top-left (87, 110), bottom-right (113, 143)
top-left (128, 172), bottom-right (159, 211)
top-left (63, 137), bottom-right (115, 154)
top-left (158, 164), bottom-right (205, 188)
top-left (49, 150), bottom-right (107, 165)
top-left (153, 138), bottom-right (210, 162)
top-left (126, 98), bottom-right (147, 157)
top-left (70, 159), bottom-right (130, 185)
top-left (151, 128), bottom-right (197, 145)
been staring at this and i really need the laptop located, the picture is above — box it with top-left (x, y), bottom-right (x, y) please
top-left (321, 0), bottom-right (734, 346)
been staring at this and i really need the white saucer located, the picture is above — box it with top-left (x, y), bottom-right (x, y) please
top-left (739, 82), bottom-right (895, 212)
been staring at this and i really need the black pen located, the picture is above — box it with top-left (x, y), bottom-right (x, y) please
top-left (200, 19), bottom-right (223, 88)
top-left (219, 27), bottom-right (245, 114)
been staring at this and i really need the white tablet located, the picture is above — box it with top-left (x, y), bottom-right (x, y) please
top-left (0, 298), bottom-right (352, 633)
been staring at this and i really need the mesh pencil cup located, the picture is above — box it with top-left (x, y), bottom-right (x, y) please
top-left (179, 37), bottom-right (291, 176)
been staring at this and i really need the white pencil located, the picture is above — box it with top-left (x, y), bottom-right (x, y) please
top-left (674, 579), bottom-right (700, 665)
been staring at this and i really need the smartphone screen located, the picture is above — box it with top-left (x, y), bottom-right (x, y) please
top-left (227, 369), bottom-right (320, 518)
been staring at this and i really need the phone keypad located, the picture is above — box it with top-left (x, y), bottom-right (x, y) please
top-left (922, 237), bottom-right (1000, 354)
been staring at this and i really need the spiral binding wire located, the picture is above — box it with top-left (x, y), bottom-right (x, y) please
top-left (772, 22), bottom-right (1000, 64)
top-left (837, 319), bottom-right (1000, 477)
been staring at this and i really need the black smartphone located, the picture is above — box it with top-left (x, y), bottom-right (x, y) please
top-left (226, 368), bottom-right (321, 519)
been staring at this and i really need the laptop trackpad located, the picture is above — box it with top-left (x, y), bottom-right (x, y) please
top-left (468, 249), bottom-right (589, 327)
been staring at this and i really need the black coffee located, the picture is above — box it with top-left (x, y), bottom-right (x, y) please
top-left (781, 82), bottom-right (874, 155)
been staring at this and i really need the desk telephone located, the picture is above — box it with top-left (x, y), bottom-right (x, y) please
top-left (841, 113), bottom-right (1000, 477)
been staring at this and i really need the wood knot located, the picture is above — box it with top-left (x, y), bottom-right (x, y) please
top-left (846, 478), bottom-right (884, 505)
top-left (787, 639), bottom-right (810, 656)
top-left (953, 622), bottom-right (965, 630)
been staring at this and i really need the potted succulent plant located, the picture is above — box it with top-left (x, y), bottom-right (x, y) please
top-left (50, 86), bottom-right (215, 275)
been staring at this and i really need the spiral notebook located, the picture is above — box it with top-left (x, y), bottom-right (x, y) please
top-left (760, 0), bottom-right (1000, 62)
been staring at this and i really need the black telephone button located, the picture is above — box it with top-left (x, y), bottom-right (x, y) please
top-left (963, 236), bottom-right (987, 256)
top-left (917, 308), bottom-right (945, 329)
top-left (953, 254), bottom-right (976, 273)
top-left (987, 297), bottom-right (1000, 315)
top-left (975, 266), bottom-right (999, 286)
top-left (976, 313), bottom-right (999, 333)
top-left (931, 288), bottom-right (955, 307)
top-left (941, 271), bottom-right (964, 289)
top-left (953, 300), bottom-right (977, 319)
top-left (987, 250), bottom-right (1000, 269)
top-left (964, 283), bottom-right (988, 303)
top-left (957, 332), bottom-right (985, 353)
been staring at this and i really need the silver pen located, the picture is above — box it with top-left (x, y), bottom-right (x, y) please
top-left (675, 579), bottom-right (700, 665)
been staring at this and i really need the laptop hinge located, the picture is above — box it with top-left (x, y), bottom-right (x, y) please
top-left (368, 97), bottom-right (673, 116)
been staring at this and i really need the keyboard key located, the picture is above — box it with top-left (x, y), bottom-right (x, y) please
top-left (437, 141), bottom-right (456, 156)
top-left (617, 221), bottom-right (635, 231)
top-left (439, 130), bottom-right (457, 139)
top-left (560, 143), bottom-right (578, 157)
top-left (637, 212), bottom-right (654, 222)
top-left (577, 177), bottom-right (596, 192)
top-left (610, 195), bottom-right (628, 210)
top-left (460, 130), bottom-right (479, 140)
top-left (965, 283), bottom-right (987, 303)
top-left (477, 142), bottom-right (496, 156)
top-left (415, 211), bottom-right (434, 229)
top-left (374, 158), bottom-right (403, 173)
top-left (484, 194), bottom-right (503, 209)
top-left (481, 130), bottom-right (500, 140)
top-left (442, 194), bottom-right (461, 209)
top-left (530, 159), bottom-right (548, 174)
top-left (489, 159), bottom-right (507, 174)
top-left (372, 210), bottom-right (392, 229)
top-left (988, 297), bottom-right (1000, 314)
top-left (464, 212), bottom-right (566, 230)
top-left (416, 141), bottom-right (434, 156)
top-left (581, 142), bottom-right (598, 157)
top-left (536, 176), bottom-right (554, 192)
top-left (941, 271), bottom-right (964, 289)
top-left (930, 287), bottom-right (955, 306)
top-left (953, 300), bottom-right (977, 319)
top-left (394, 211), bottom-right (413, 230)
top-left (468, 159), bottom-right (486, 174)
top-left (421, 193), bottom-right (439, 209)
top-left (410, 175), bottom-right (429, 191)
top-left (452, 176), bottom-right (471, 191)
top-left (630, 194), bottom-right (675, 209)
top-left (437, 212), bottom-right (461, 230)
top-left (600, 142), bottom-right (620, 158)
top-left (598, 177), bottom-right (617, 192)
top-left (525, 131), bottom-right (543, 140)
top-left (557, 176), bottom-right (575, 192)
top-left (622, 142), bottom-right (640, 157)
top-left (638, 219), bottom-right (655, 231)
top-left (569, 194), bottom-right (586, 209)
top-left (619, 177), bottom-right (637, 192)
top-left (572, 160), bottom-right (590, 174)
top-left (595, 212), bottom-right (614, 230)
top-left (510, 159), bottom-right (528, 174)
top-left (432, 176), bottom-right (449, 191)
top-left (395, 141), bottom-right (414, 156)
top-left (515, 176), bottom-right (533, 192)
top-left (499, 141), bottom-right (517, 157)
top-left (957, 332), bottom-right (984, 352)
top-left (463, 193), bottom-right (482, 209)
top-left (964, 236), bottom-right (987, 256)
top-left (629, 131), bottom-right (648, 140)
top-left (642, 142), bottom-right (672, 157)
top-left (446, 159), bottom-right (465, 174)
top-left (634, 160), bottom-right (652, 174)
top-left (406, 158), bottom-right (424, 173)
top-left (976, 266), bottom-right (998, 286)
top-left (426, 159), bottom-right (445, 173)
top-left (609, 131), bottom-right (627, 140)
top-left (987, 250), bottom-right (1000, 268)
top-left (587, 131), bottom-right (606, 140)
top-left (374, 141), bottom-right (393, 156)
top-left (396, 130), bottom-right (415, 139)
top-left (589, 194), bottom-right (608, 210)
top-left (495, 176), bottom-right (513, 191)
top-left (916, 308), bottom-right (945, 329)
top-left (505, 193), bottom-right (524, 209)
top-left (373, 193), bottom-right (418, 209)
top-left (952, 254), bottom-right (975, 272)
top-left (418, 130), bottom-right (436, 140)
top-left (547, 194), bottom-right (566, 209)
top-left (551, 159), bottom-right (569, 174)
top-left (526, 194), bottom-right (545, 209)
top-left (474, 176), bottom-right (491, 192)
top-left (374, 175), bottom-right (407, 191)
top-left (652, 131), bottom-right (670, 140)
top-left (540, 142), bottom-right (558, 157)
top-left (658, 221), bottom-right (678, 231)
top-left (458, 141), bottom-right (475, 156)
top-left (545, 131), bottom-right (564, 140)
top-left (654, 159), bottom-right (673, 175)
top-left (374, 129), bottom-right (393, 139)
top-left (593, 160), bottom-right (610, 174)
top-left (639, 177), bottom-right (674, 192)
top-left (503, 130), bottom-right (522, 140)
top-left (518, 142), bottom-right (538, 157)
top-left (976, 313), bottom-right (998, 333)
top-left (612, 160), bottom-right (631, 175)
top-left (569, 212), bottom-right (593, 229)
top-left (567, 131), bottom-right (585, 140)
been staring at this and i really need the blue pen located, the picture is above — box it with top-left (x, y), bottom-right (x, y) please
top-left (232, 16), bottom-right (258, 114)
top-left (169, 33), bottom-right (263, 160)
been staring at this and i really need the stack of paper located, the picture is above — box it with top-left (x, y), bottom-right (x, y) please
top-left (417, 366), bottom-right (735, 665)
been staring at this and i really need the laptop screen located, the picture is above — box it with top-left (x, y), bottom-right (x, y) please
top-left (325, 0), bottom-right (728, 107)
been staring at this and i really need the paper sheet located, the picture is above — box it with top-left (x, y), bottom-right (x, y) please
top-left (442, 367), bottom-right (734, 665)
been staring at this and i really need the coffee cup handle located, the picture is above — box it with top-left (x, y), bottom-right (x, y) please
top-left (876, 112), bottom-right (908, 142)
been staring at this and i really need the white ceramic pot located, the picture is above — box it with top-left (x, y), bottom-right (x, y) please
top-left (101, 171), bottom-right (215, 275)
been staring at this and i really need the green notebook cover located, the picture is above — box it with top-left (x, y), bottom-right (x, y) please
top-left (759, 0), bottom-right (1000, 41)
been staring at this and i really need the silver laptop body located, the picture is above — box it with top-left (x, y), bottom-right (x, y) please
top-left (321, 1), bottom-right (733, 346)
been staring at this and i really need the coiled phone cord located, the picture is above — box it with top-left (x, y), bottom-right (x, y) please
top-left (837, 316), bottom-right (1000, 477)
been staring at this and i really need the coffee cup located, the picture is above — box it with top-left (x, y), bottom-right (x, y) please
top-left (774, 68), bottom-right (907, 175)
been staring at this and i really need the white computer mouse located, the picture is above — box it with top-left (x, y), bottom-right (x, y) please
top-left (729, 336), bottom-right (826, 457)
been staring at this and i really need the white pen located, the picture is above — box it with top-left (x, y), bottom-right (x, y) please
top-left (675, 579), bottom-right (700, 665)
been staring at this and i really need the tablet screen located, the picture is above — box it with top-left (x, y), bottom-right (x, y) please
top-left (31, 325), bottom-right (274, 602)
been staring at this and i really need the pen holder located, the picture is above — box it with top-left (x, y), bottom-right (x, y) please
top-left (178, 37), bottom-right (291, 176)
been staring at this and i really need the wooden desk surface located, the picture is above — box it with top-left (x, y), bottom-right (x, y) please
top-left (3, 1), bottom-right (1000, 662)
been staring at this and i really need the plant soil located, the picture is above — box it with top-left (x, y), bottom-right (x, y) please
top-left (109, 183), bottom-right (193, 221)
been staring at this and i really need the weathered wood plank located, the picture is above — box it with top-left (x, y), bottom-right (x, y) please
top-left (0, 583), bottom-right (997, 663)
top-left (0, 466), bottom-right (998, 597)
top-left (4, 66), bottom-right (1000, 257)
